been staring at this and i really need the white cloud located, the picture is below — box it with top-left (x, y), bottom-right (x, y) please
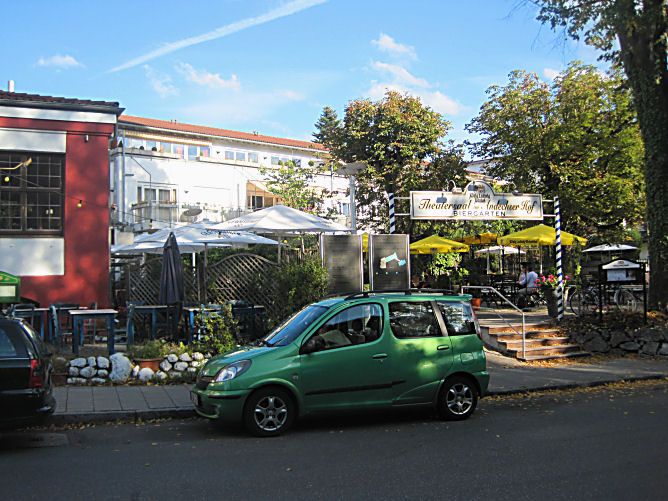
top-left (109, 0), bottom-right (327, 72)
top-left (36, 54), bottom-right (83, 69)
top-left (371, 61), bottom-right (430, 88)
top-left (176, 63), bottom-right (240, 90)
top-left (371, 33), bottom-right (416, 60)
top-left (143, 65), bottom-right (178, 98)
top-left (543, 68), bottom-right (560, 80)
top-left (367, 82), bottom-right (464, 116)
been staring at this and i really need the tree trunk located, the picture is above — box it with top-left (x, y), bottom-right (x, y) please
top-left (615, 3), bottom-right (668, 308)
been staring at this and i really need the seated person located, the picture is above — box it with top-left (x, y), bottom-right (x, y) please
top-left (317, 324), bottom-right (351, 348)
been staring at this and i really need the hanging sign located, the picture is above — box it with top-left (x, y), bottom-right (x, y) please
top-left (410, 181), bottom-right (542, 220)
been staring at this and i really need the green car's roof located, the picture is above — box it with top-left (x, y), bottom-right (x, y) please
top-left (315, 291), bottom-right (472, 307)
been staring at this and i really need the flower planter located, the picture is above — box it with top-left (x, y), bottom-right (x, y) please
top-left (545, 290), bottom-right (559, 318)
top-left (471, 298), bottom-right (482, 310)
top-left (135, 357), bottom-right (162, 372)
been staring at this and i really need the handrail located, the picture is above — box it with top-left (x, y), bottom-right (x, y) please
top-left (462, 285), bottom-right (526, 358)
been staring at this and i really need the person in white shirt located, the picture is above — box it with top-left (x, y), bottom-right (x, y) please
top-left (517, 265), bottom-right (538, 296)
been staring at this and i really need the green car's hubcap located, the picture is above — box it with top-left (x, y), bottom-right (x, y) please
top-left (254, 396), bottom-right (288, 431)
top-left (446, 383), bottom-right (473, 415)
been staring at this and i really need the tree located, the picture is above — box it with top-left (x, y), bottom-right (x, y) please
top-left (533, 0), bottom-right (667, 308)
top-left (466, 62), bottom-right (645, 239)
top-left (312, 106), bottom-right (341, 146)
top-left (260, 160), bottom-right (322, 213)
top-left (315, 90), bottom-right (467, 233)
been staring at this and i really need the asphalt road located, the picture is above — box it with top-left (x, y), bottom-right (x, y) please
top-left (2, 381), bottom-right (668, 501)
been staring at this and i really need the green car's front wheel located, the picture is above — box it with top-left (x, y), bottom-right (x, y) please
top-left (437, 376), bottom-right (478, 421)
top-left (243, 387), bottom-right (296, 437)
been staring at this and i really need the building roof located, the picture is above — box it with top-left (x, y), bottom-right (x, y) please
top-left (119, 115), bottom-right (326, 152)
top-left (0, 90), bottom-right (123, 115)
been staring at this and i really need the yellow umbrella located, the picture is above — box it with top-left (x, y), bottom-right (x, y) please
top-left (410, 235), bottom-right (470, 254)
top-left (497, 224), bottom-right (587, 247)
top-left (460, 232), bottom-right (498, 245)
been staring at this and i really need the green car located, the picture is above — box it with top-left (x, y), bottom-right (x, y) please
top-left (191, 291), bottom-right (489, 436)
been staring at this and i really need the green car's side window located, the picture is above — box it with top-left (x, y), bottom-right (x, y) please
top-left (388, 301), bottom-right (443, 338)
top-left (308, 303), bottom-right (384, 352)
top-left (436, 301), bottom-right (477, 336)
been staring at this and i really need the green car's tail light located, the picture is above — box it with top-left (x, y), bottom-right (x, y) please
top-left (214, 359), bottom-right (252, 382)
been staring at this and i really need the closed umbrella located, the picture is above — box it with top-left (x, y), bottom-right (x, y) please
top-left (159, 232), bottom-right (185, 305)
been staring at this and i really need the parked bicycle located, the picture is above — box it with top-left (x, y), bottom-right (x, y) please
top-left (569, 284), bottom-right (639, 316)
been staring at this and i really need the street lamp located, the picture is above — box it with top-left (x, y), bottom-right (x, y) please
top-left (337, 161), bottom-right (366, 232)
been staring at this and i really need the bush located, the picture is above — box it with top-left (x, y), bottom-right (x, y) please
top-left (191, 304), bottom-right (237, 355)
top-left (129, 340), bottom-right (165, 359)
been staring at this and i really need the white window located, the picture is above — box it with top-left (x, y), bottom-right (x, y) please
top-left (225, 151), bottom-right (235, 160)
top-left (235, 152), bottom-right (246, 161)
top-left (248, 152), bottom-right (259, 163)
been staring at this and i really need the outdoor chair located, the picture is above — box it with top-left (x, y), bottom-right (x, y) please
top-left (113, 304), bottom-right (136, 346)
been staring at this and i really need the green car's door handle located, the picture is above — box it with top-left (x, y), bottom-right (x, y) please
top-left (372, 353), bottom-right (388, 359)
top-left (437, 345), bottom-right (450, 351)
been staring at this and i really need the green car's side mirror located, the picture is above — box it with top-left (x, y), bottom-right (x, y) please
top-left (301, 335), bottom-right (325, 354)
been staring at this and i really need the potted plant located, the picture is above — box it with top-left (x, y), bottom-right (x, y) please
top-left (536, 274), bottom-right (569, 318)
top-left (129, 340), bottom-right (165, 371)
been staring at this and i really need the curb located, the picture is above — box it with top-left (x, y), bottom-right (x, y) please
top-left (486, 374), bottom-right (668, 396)
top-left (48, 408), bottom-right (196, 426)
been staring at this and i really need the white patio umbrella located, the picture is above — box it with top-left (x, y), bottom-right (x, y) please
top-left (134, 221), bottom-right (279, 246)
top-left (583, 244), bottom-right (637, 253)
top-left (475, 246), bottom-right (525, 275)
top-left (111, 241), bottom-right (230, 255)
top-left (207, 205), bottom-right (350, 233)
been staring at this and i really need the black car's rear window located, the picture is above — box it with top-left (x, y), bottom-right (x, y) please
top-left (436, 301), bottom-right (477, 336)
top-left (0, 324), bottom-right (21, 358)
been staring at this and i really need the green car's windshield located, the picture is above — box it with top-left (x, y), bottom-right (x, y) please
top-left (263, 304), bottom-right (328, 347)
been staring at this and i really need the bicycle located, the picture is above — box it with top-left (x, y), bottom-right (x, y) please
top-left (569, 284), bottom-right (640, 316)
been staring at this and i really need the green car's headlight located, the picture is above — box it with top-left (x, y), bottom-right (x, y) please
top-left (214, 360), bottom-right (252, 382)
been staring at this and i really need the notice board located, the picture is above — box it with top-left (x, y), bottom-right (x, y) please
top-left (321, 234), bottom-right (364, 294)
top-left (369, 234), bottom-right (410, 291)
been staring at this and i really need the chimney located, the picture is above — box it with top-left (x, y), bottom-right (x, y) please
top-left (8, 80), bottom-right (15, 92)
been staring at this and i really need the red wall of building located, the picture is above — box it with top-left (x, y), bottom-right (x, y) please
top-left (0, 116), bottom-right (114, 307)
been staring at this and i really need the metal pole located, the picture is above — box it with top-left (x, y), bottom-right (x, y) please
top-left (388, 192), bottom-right (396, 234)
top-left (554, 196), bottom-right (564, 321)
top-left (349, 175), bottom-right (357, 231)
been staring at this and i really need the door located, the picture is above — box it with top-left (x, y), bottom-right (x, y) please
top-left (387, 300), bottom-right (454, 405)
top-left (299, 303), bottom-right (392, 412)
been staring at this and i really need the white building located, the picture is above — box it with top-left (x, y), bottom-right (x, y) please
top-left (110, 115), bottom-right (349, 241)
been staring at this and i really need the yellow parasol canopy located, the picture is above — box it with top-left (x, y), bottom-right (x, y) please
top-left (410, 235), bottom-right (470, 254)
top-left (460, 232), bottom-right (498, 245)
top-left (497, 224), bottom-right (587, 247)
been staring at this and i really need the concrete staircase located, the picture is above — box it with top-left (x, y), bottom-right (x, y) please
top-left (481, 323), bottom-right (589, 361)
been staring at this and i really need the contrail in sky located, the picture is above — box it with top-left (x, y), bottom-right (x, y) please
top-left (109, 0), bottom-right (327, 73)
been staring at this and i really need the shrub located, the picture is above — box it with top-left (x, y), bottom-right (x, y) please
top-left (191, 304), bottom-right (237, 355)
top-left (129, 340), bottom-right (165, 359)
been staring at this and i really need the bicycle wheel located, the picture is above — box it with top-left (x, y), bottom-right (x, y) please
top-left (616, 289), bottom-right (638, 312)
top-left (570, 290), bottom-right (597, 316)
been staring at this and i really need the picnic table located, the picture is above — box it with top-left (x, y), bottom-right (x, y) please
top-left (69, 309), bottom-right (118, 355)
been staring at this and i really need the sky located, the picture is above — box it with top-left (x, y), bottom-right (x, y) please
top-left (0, 0), bottom-right (601, 149)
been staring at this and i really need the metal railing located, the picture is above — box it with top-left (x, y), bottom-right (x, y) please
top-left (462, 285), bottom-right (527, 358)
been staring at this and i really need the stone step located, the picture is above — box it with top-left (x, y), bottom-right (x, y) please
top-left (519, 351), bottom-right (591, 361)
top-left (500, 337), bottom-right (572, 349)
top-left (486, 325), bottom-right (559, 335)
top-left (492, 329), bottom-right (564, 342)
top-left (507, 344), bottom-right (582, 357)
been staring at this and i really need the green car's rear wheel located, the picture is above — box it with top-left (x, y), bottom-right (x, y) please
top-left (243, 387), bottom-right (295, 437)
top-left (437, 376), bottom-right (478, 421)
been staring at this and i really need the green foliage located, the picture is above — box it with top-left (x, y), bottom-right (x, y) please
top-left (314, 90), bottom-right (468, 234)
top-left (260, 160), bottom-right (323, 214)
top-left (192, 304), bottom-right (237, 355)
top-left (263, 256), bottom-right (329, 327)
top-left (129, 340), bottom-right (165, 360)
top-left (466, 62), bottom-right (645, 240)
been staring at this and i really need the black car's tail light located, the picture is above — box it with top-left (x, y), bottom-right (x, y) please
top-left (29, 359), bottom-right (44, 388)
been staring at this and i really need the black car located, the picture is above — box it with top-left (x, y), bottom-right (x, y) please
top-left (0, 317), bottom-right (55, 426)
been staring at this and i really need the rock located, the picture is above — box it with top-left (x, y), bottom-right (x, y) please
top-left (168, 371), bottom-right (182, 380)
top-left (174, 362), bottom-right (189, 372)
top-left (67, 377), bottom-right (87, 385)
top-left (97, 356), bottom-right (110, 369)
top-left (192, 352), bottom-right (205, 361)
top-left (155, 371), bottom-right (168, 381)
top-left (138, 367), bottom-right (155, 382)
top-left (179, 353), bottom-right (192, 362)
top-left (159, 360), bottom-right (173, 372)
top-left (609, 330), bottom-right (630, 347)
top-left (641, 342), bottom-right (660, 355)
top-left (80, 366), bottom-right (96, 378)
top-left (583, 337), bottom-right (610, 353)
top-left (55, 356), bottom-right (68, 366)
top-left (166, 354), bottom-right (179, 363)
top-left (70, 357), bottom-right (87, 368)
top-left (91, 378), bottom-right (106, 385)
top-left (189, 360), bottom-right (201, 368)
top-left (639, 328), bottom-right (664, 343)
top-left (96, 369), bottom-right (109, 378)
top-left (87, 356), bottom-right (97, 368)
top-left (68, 367), bottom-right (80, 376)
top-left (619, 341), bottom-right (641, 352)
top-left (132, 365), bottom-right (140, 378)
top-left (187, 367), bottom-right (198, 374)
top-left (659, 343), bottom-right (668, 356)
top-left (109, 353), bottom-right (133, 383)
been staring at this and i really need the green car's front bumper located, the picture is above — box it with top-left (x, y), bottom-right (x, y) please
top-left (191, 387), bottom-right (250, 423)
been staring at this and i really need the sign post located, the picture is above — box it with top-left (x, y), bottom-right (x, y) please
top-left (554, 196), bottom-right (564, 321)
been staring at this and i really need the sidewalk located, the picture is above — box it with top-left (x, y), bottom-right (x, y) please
top-left (48, 355), bottom-right (668, 424)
